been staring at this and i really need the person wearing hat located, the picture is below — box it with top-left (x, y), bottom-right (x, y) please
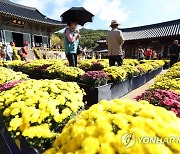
top-left (106, 20), bottom-right (124, 66)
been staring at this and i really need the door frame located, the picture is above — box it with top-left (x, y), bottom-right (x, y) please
top-left (33, 34), bottom-right (48, 47)
top-left (4, 30), bottom-right (31, 47)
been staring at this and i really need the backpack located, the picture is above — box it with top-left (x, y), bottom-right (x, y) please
top-left (18, 48), bottom-right (23, 56)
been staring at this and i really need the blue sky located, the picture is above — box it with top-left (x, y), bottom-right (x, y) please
top-left (12, 0), bottom-right (180, 30)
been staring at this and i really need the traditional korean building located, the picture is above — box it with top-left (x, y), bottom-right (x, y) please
top-left (0, 0), bottom-right (65, 48)
top-left (92, 40), bottom-right (108, 59)
top-left (94, 19), bottom-right (180, 58)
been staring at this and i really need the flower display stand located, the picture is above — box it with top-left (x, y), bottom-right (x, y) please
top-left (79, 67), bottom-right (163, 106)
top-left (163, 63), bottom-right (170, 70)
top-left (20, 138), bottom-right (38, 154)
top-left (146, 68), bottom-right (162, 82)
top-left (13, 67), bottom-right (163, 106)
top-left (0, 127), bottom-right (21, 154)
top-left (79, 83), bottom-right (112, 106)
top-left (131, 74), bottom-right (146, 90)
top-left (110, 79), bottom-right (131, 99)
top-left (0, 127), bottom-right (38, 154)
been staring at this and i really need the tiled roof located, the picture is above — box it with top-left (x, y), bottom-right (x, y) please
top-left (0, 0), bottom-right (63, 26)
top-left (121, 19), bottom-right (180, 40)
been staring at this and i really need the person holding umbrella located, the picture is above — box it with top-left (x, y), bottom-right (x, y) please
top-left (64, 20), bottom-right (79, 67)
top-left (61, 7), bottom-right (94, 67)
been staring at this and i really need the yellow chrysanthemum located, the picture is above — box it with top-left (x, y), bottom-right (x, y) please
top-left (46, 99), bottom-right (180, 154)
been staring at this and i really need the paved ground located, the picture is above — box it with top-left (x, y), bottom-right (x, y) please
top-left (27, 50), bottom-right (35, 60)
top-left (26, 49), bottom-right (66, 60)
top-left (122, 70), bottom-right (168, 99)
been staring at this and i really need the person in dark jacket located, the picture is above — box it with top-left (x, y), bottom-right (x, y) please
top-left (169, 40), bottom-right (180, 67)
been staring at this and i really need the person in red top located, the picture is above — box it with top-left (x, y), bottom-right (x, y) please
top-left (24, 40), bottom-right (28, 47)
top-left (18, 44), bottom-right (28, 61)
top-left (145, 48), bottom-right (152, 60)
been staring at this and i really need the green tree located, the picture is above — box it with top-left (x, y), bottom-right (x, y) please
top-left (51, 34), bottom-right (64, 48)
top-left (55, 29), bottom-right (108, 49)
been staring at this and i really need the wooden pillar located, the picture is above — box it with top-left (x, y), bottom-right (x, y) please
top-left (31, 34), bottom-right (35, 47)
top-left (161, 45), bottom-right (164, 55)
top-left (131, 47), bottom-right (134, 58)
top-left (0, 29), bottom-right (4, 44)
top-left (163, 45), bottom-right (169, 58)
top-left (49, 36), bottom-right (51, 48)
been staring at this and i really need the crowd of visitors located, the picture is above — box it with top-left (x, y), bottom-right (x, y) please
top-left (0, 41), bottom-right (28, 61)
top-left (1, 18), bottom-right (180, 68)
top-left (136, 40), bottom-right (180, 67)
top-left (137, 46), bottom-right (162, 61)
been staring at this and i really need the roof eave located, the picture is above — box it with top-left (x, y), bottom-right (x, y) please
top-left (0, 11), bottom-right (65, 27)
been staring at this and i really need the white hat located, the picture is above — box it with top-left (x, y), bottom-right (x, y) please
top-left (110, 20), bottom-right (120, 27)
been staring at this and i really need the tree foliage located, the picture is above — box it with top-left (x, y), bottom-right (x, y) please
top-left (55, 29), bottom-right (108, 49)
top-left (79, 29), bottom-right (107, 49)
top-left (51, 34), bottom-right (64, 48)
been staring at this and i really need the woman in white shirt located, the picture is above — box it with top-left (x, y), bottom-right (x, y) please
top-left (6, 42), bottom-right (14, 61)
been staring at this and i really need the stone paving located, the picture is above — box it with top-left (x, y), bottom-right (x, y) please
top-left (26, 49), bottom-right (66, 60)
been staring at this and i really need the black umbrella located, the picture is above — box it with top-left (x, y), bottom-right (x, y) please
top-left (61, 7), bottom-right (94, 26)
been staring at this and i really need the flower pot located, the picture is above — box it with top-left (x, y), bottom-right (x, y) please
top-left (131, 74), bottom-right (146, 90)
top-left (146, 67), bottom-right (162, 82)
top-left (20, 138), bottom-right (39, 154)
top-left (78, 67), bottom-right (163, 106)
top-left (78, 83), bottom-right (112, 106)
top-left (163, 63), bottom-right (170, 70)
top-left (0, 126), bottom-right (21, 154)
top-left (110, 80), bottom-right (132, 99)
